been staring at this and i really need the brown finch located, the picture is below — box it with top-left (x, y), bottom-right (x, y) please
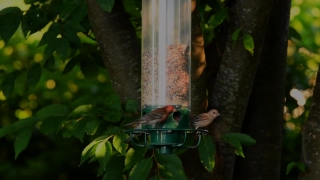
top-left (191, 109), bottom-right (220, 129)
top-left (123, 105), bottom-right (177, 126)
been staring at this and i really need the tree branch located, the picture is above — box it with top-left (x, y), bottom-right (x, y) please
top-left (86, 0), bottom-right (141, 104)
top-left (207, 0), bottom-right (274, 179)
top-left (233, 0), bottom-right (291, 179)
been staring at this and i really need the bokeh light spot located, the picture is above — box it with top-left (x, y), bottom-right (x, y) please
top-left (98, 74), bottom-right (107, 82)
top-left (28, 94), bottom-right (37, 101)
top-left (13, 60), bottom-right (23, 70)
top-left (46, 79), bottom-right (56, 89)
top-left (0, 40), bottom-right (4, 49)
top-left (34, 53), bottom-right (43, 62)
top-left (63, 92), bottom-right (73, 100)
top-left (0, 91), bottom-right (6, 100)
top-left (3, 46), bottom-right (13, 55)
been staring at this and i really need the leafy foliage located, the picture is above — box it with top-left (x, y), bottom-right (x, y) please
top-left (286, 162), bottom-right (305, 175)
top-left (198, 135), bottom-right (216, 172)
top-left (221, 133), bottom-right (256, 158)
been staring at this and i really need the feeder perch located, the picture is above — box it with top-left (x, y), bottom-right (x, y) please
top-left (124, 0), bottom-right (208, 154)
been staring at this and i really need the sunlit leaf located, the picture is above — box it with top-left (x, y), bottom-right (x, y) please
top-left (243, 33), bottom-right (254, 56)
top-left (80, 142), bottom-right (98, 166)
top-left (27, 63), bottom-right (42, 90)
top-left (95, 140), bottom-right (113, 171)
top-left (14, 127), bottom-right (33, 159)
top-left (198, 135), bottom-right (215, 172)
top-left (98, 0), bottom-right (115, 12)
top-left (113, 132), bottom-right (129, 155)
top-left (0, 7), bottom-right (22, 43)
top-left (128, 158), bottom-right (153, 180)
top-left (124, 147), bottom-right (148, 171)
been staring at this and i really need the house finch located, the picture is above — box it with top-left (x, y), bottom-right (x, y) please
top-left (123, 105), bottom-right (176, 143)
top-left (191, 109), bottom-right (220, 129)
top-left (123, 105), bottom-right (177, 126)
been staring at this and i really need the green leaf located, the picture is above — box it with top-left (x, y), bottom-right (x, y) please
top-left (14, 71), bottom-right (28, 96)
top-left (113, 132), bottom-right (129, 155)
top-left (80, 142), bottom-right (98, 166)
top-left (43, 56), bottom-right (56, 71)
top-left (62, 119), bottom-right (87, 142)
top-left (104, 126), bottom-right (122, 137)
top-left (0, 7), bottom-right (22, 43)
top-left (14, 127), bottom-right (33, 159)
top-left (0, 117), bottom-right (39, 138)
top-left (228, 138), bottom-right (244, 157)
top-left (155, 153), bottom-right (183, 168)
top-left (104, 93), bottom-right (121, 110)
top-left (103, 153), bottom-right (125, 180)
top-left (98, 0), bottom-right (115, 12)
top-left (243, 33), bottom-right (254, 56)
top-left (36, 104), bottom-right (70, 119)
top-left (65, 28), bottom-right (81, 47)
top-left (65, 20), bottom-right (85, 32)
top-left (72, 1), bottom-right (88, 22)
top-left (289, 26), bottom-right (302, 41)
top-left (62, 55), bottom-right (82, 74)
top-left (221, 133), bottom-right (256, 145)
top-left (55, 37), bottom-right (70, 60)
top-left (38, 23), bottom-right (60, 47)
top-left (286, 162), bottom-right (305, 175)
top-left (85, 117), bottom-right (100, 135)
top-left (126, 100), bottom-right (139, 112)
top-left (148, 176), bottom-right (161, 180)
top-left (43, 38), bottom-right (59, 60)
top-left (68, 104), bottom-right (94, 118)
top-left (198, 135), bottom-right (215, 172)
top-left (103, 110), bottom-right (122, 122)
top-left (72, 95), bottom-right (97, 109)
top-left (1, 71), bottom-right (19, 98)
top-left (232, 28), bottom-right (242, 42)
top-left (80, 59), bottom-right (99, 79)
top-left (211, 8), bottom-right (228, 28)
top-left (40, 116), bottom-right (65, 135)
top-left (48, 0), bottom-right (63, 14)
top-left (60, 1), bottom-right (77, 19)
top-left (124, 147), bottom-right (148, 171)
top-left (23, 5), bottom-right (48, 35)
top-left (129, 158), bottom-right (153, 180)
top-left (158, 163), bottom-right (187, 180)
top-left (95, 140), bottom-right (113, 171)
top-left (26, 63), bottom-right (42, 90)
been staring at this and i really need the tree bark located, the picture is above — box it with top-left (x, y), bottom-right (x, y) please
top-left (233, 0), bottom-right (291, 179)
top-left (206, 0), bottom-right (273, 179)
top-left (86, 0), bottom-right (141, 104)
top-left (299, 69), bottom-right (320, 179)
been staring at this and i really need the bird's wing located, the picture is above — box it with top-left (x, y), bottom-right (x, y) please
top-left (192, 113), bottom-right (211, 122)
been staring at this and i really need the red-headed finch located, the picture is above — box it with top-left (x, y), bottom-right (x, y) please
top-left (191, 109), bottom-right (220, 129)
top-left (123, 105), bottom-right (177, 126)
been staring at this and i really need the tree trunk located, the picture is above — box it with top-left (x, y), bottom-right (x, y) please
top-left (299, 69), bottom-right (320, 179)
top-left (233, 0), bottom-right (291, 179)
top-left (86, 0), bottom-right (141, 104)
top-left (207, 0), bottom-right (273, 179)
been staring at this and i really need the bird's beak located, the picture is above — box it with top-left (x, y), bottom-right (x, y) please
top-left (217, 113), bottom-right (221, 116)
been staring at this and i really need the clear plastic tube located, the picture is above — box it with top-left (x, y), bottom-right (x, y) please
top-left (141, 0), bottom-right (191, 109)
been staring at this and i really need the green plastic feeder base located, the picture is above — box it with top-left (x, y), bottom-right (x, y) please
top-left (123, 105), bottom-right (208, 154)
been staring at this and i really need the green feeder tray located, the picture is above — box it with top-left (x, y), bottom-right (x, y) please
top-left (124, 105), bottom-right (208, 154)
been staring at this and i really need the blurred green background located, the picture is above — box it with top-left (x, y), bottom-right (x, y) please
top-left (0, 0), bottom-right (319, 179)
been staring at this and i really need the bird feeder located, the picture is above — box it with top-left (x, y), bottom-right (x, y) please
top-left (124, 0), bottom-right (207, 154)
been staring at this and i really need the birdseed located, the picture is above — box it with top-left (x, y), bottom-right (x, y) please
top-left (142, 44), bottom-right (190, 107)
